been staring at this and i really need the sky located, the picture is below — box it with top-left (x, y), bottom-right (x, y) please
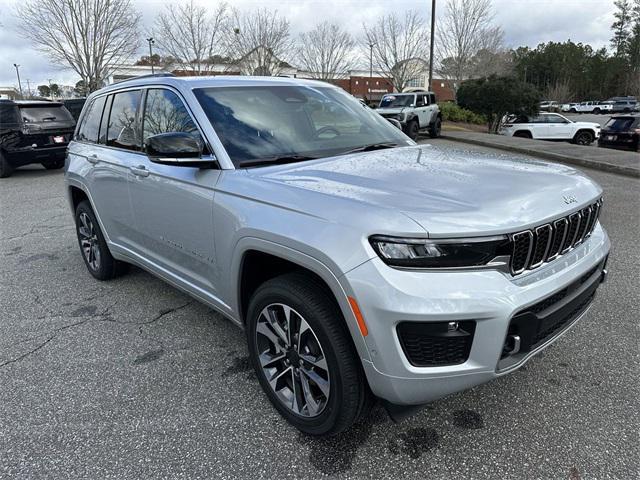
top-left (0, 0), bottom-right (617, 90)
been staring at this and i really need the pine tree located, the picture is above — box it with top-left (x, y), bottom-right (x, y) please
top-left (611, 0), bottom-right (633, 56)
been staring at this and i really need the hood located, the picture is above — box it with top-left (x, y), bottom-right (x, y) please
top-left (573, 121), bottom-right (601, 128)
top-left (248, 144), bottom-right (602, 237)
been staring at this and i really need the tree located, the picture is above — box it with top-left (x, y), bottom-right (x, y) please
top-left (626, 0), bottom-right (640, 95)
top-left (457, 75), bottom-right (540, 133)
top-left (224, 8), bottom-right (293, 76)
top-left (17, 0), bottom-right (141, 93)
top-left (611, 0), bottom-right (633, 56)
top-left (37, 85), bottom-right (51, 97)
top-left (363, 11), bottom-right (430, 92)
top-left (436, 0), bottom-right (505, 90)
top-left (74, 80), bottom-right (87, 97)
top-left (153, 1), bottom-right (227, 75)
top-left (50, 84), bottom-right (61, 98)
top-left (297, 22), bottom-right (354, 81)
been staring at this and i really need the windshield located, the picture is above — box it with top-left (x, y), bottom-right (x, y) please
top-left (194, 85), bottom-right (410, 167)
top-left (379, 94), bottom-right (415, 108)
top-left (20, 105), bottom-right (74, 123)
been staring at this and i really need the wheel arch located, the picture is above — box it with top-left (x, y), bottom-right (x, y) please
top-left (231, 238), bottom-right (371, 362)
top-left (513, 129), bottom-right (533, 138)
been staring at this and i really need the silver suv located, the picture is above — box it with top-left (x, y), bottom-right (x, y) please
top-left (65, 75), bottom-right (610, 436)
top-left (375, 91), bottom-right (442, 140)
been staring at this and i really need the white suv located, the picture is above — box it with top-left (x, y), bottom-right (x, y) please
top-left (499, 112), bottom-right (601, 145)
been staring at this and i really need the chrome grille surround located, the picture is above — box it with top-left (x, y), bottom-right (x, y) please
top-left (509, 198), bottom-right (602, 275)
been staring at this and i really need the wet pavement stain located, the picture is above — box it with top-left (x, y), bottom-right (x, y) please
top-left (388, 427), bottom-right (439, 459)
top-left (569, 466), bottom-right (582, 479)
top-left (299, 418), bottom-right (373, 474)
top-left (133, 349), bottom-right (164, 365)
top-left (25, 253), bottom-right (58, 263)
top-left (70, 305), bottom-right (98, 317)
top-left (221, 356), bottom-right (252, 378)
top-left (452, 409), bottom-right (484, 429)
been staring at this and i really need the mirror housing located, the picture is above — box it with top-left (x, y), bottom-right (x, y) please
top-left (145, 132), bottom-right (217, 168)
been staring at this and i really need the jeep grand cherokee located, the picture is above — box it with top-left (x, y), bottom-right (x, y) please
top-left (64, 75), bottom-right (610, 436)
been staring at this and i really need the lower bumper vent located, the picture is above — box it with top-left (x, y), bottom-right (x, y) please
top-left (397, 320), bottom-right (476, 367)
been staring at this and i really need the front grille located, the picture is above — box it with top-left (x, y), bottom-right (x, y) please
top-left (509, 198), bottom-right (602, 275)
top-left (397, 321), bottom-right (476, 367)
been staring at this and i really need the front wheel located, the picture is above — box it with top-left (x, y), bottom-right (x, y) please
top-left (246, 273), bottom-right (371, 436)
top-left (593, 108), bottom-right (601, 114)
top-left (405, 120), bottom-right (419, 141)
top-left (569, 108), bottom-right (577, 113)
top-left (573, 130), bottom-right (594, 146)
top-left (0, 152), bottom-right (13, 178)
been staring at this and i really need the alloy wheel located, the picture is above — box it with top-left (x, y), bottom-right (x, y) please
top-left (255, 303), bottom-right (330, 417)
top-left (78, 212), bottom-right (101, 271)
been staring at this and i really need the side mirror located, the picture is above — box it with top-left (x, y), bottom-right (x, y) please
top-left (145, 132), bottom-right (216, 168)
top-left (386, 118), bottom-right (402, 130)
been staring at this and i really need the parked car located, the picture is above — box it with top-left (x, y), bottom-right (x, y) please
top-left (62, 98), bottom-right (87, 121)
top-left (539, 100), bottom-right (559, 112)
top-left (568, 101), bottom-right (610, 114)
top-left (597, 114), bottom-right (640, 151)
top-left (375, 91), bottom-right (442, 140)
top-left (65, 75), bottom-right (610, 435)
top-left (595, 101), bottom-right (615, 114)
top-left (498, 112), bottom-right (600, 145)
top-left (0, 99), bottom-right (75, 178)
top-left (560, 102), bottom-right (578, 112)
top-left (609, 99), bottom-right (637, 113)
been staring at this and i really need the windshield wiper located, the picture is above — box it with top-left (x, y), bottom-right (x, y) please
top-left (341, 142), bottom-right (400, 155)
top-left (237, 155), bottom-right (318, 168)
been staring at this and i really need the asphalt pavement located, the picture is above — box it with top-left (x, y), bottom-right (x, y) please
top-left (1, 140), bottom-right (638, 479)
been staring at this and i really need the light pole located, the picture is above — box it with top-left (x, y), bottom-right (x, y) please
top-left (26, 79), bottom-right (32, 99)
top-left (147, 37), bottom-right (155, 74)
top-left (428, 0), bottom-right (436, 91)
top-left (48, 78), bottom-right (54, 100)
top-left (368, 42), bottom-right (375, 104)
top-left (13, 64), bottom-right (23, 99)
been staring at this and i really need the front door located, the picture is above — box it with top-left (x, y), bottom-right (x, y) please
top-left (127, 87), bottom-right (220, 295)
top-left (545, 114), bottom-right (573, 139)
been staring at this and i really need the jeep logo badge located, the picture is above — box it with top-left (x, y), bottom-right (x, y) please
top-left (563, 195), bottom-right (578, 204)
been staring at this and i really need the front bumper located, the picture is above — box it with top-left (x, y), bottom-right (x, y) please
top-left (343, 224), bottom-right (610, 405)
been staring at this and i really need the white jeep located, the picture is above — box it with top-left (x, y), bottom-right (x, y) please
top-left (499, 112), bottom-right (601, 145)
top-left (375, 91), bottom-right (442, 140)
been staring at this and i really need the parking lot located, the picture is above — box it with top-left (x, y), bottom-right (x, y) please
top-left (1, 139), bottom-right (638, 479)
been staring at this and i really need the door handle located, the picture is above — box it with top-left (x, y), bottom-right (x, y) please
top-left (87, 154), bottom-right (99, 165)
top-left (130, 165), bottom-right (150, 177)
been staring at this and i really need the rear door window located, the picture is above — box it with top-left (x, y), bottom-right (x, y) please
top-left (77, 96), bottom-right (107, 143)
top-left (98, 95), bottom-right (113, 145)
top-left (106, 90), bottom-right (142, 151)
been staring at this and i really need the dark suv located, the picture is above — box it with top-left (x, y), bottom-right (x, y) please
top-left (0, 100), bottom-right (76, 178)
top-left (598, 114), bottom-right (640, 151)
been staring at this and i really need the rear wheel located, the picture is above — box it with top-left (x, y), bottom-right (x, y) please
top-left (0, 152), bottom-right (14, 178)
top-left (74, 200), bottom-right (128, 280)
top-left (43, 159), bottom-right (65, 170)
top-left (569, 108), bottom-right (577, 113)
top-left (429, 117), bottom-right (442, 138)
top-left (573, 130), bottom-right (594, 146)
top-left (405, 120), bottom-right (419, 141)
top-left (246, 273), bottom-right (371, 436)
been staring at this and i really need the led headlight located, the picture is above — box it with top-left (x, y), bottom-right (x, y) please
top-left (369, 235), bottom-right (511, 269)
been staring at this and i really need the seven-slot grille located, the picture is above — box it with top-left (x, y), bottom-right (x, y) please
top-left (509, 198), bottom-right (602, 275)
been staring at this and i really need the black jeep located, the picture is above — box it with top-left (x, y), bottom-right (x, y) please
top-left (0, 100), bottom-right (76, 178)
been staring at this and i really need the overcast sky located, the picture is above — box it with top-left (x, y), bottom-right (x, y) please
top-left (0, 0), bottom-right (616, 89)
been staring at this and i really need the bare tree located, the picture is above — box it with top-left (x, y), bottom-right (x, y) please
top-left (297, 22), bottom-right (355, 80)
top-left (16, 0), bottom-right (141, 93)
top-left (436, 0), bottom-right (505, 89)
top-left (224, 8), bottom-right (294, 76)
top-left (153, 1), bottom-right (228, 75)
top-left (363, 11), bottom-right (430, 92)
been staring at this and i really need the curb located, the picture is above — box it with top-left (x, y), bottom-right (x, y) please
top-left (440, 133), bottom-right (640, 178)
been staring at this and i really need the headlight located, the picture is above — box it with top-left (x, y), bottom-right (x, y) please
top-left (369, 235), bottom-right (511, 269)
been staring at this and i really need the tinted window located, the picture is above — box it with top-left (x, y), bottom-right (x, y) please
top-left (107, 90), bottom-right (141, 150)
top-left (429, 94), bottom-right (436, 104)
top-left (194, 85), bottom-right (409, 166)
top-left (416, 95), bottom-right (425, 107)
top-left (142, 89), bottom-right (200, 144)
top-left (0, 104), bottom-right (19, 125)
top-left (604, 117), bottom-right (636, 131)
top-left (545, 115), bottom-right (568, 124)
top-left (98, 95), bottom-right (112, 145)
top-left (77, 96), bottom-right (106, 143)
top-left (20, 105), bottom-right (74, 123)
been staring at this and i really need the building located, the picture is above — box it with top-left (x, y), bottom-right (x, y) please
top-left (0, 86), bottom-right (20, 100)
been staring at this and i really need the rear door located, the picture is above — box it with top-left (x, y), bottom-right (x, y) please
top-left (127, 87), bottom-right (220, 294)
top-left (528, 115), bottom-right (549, 138)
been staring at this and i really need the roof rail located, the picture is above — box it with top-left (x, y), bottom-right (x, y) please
top-left (114, 72), bottom-right (176, 84)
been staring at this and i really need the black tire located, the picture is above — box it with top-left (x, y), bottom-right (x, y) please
top-left (593, 108), bottom-right (601, 114)
top-left (246, 273), bottom-right (371, 436)
top-left (0, 151), bottom-right (14, 178)
top-left (569, 108), bottom-right (577, 113)
top-left (43, 159), bottom-right (65, 170)
top-left (573, 130), bottom-right (594, 146)
top-left (74, 200), bottom-right (128, 280)
top-left (405, 120), bottom-right (419, 141)
top-left (429, 117), bottom-right (442, 138)
top-left (513, 130), bottom-right (532, 139)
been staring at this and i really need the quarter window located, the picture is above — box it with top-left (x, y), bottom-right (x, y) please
top-left (142, 89), bottom-right (200, 145)
top-left (77, 96), bottom-right (106, 143)
top-left (106, 90), bottom-right (142, 151)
